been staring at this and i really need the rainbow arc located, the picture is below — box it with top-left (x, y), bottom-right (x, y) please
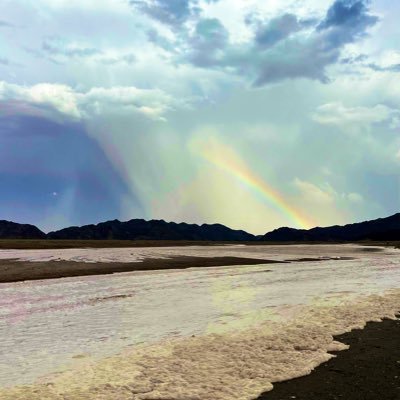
top-left (193, 136), bottom-right (314, 229)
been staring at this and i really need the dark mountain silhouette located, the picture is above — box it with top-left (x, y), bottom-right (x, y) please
top-left (47, 219), bottom-right (255, 241)
top-left (0, 220), bottom-right (46, 239)
top-left (261, 213), bottom-right (400, 242)
top-left (1, 213), bottom-right (400, 242)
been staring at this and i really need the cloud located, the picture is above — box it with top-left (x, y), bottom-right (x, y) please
top-left (129, 0), bottom-right (198, 28)
top-left (252, 0), bottom-right (378, 85)
top-left (340, 53), bottom-right (368, 64)
top-left (0, 57), bottom-right (22, 68)
top-left (42, 37), bottom-right (101, 58)
top-left (0, 20), bottom-right (13, 27)
top-left (129, 0), bottom-right (221, 32)
top-left (100, 53), bottom-right (137, 65)
top-left (0, 82), bottom-right (180, 121)
top-left (254, 14), bottom-right (303, 49)
top-left (38, 37), bottom-right (136, 65)
top-left (176, 0), bottom-right (379, 86)
top-left (368, 63), bottom-right (400, 73)
top-left (312, 102), bottom-right (399, 130)
top-left (81, 86), bottom-right (176, 120)
top-left (363, 50), bottom-right (400, 73)
top-left (186, 18), bottom-right (229, 67)
top-left (292, 178), bottom-right (365, 225)
top-left (317, 0), bottom-right (378, 32)
top-left (293, 178), bottom-right (335, 204)
top-left (347, 192), bottom-right (363, 203)
top-left (0, 82), bottom-right (81, 118)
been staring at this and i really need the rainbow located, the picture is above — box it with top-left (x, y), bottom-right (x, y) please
top-left (193, 136), bottom-right (314, 229)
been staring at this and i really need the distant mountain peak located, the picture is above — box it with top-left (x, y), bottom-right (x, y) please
top-left (0, 220), bottom-right (45, 239)
top-left (261, 213), bottom-right (400, 242)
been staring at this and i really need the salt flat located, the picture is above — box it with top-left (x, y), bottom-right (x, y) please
top-left (0, 244), bottom-right (399, 399)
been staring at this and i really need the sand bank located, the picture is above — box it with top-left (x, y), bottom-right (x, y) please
top-left (0, 256), bottom-right (282, 283)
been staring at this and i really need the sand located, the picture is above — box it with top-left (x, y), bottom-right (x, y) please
top-left (1, 291), bottom-right (399, 399)
top-left (257, 315), bottom-right (400, 400)
top-left (0, 256), bottom-right (282, 283)
top-left (0, 243), bottom-right (362, 283)
top-left (1, 244), bottom-right (399, 399)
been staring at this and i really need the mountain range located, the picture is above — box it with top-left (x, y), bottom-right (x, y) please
top-left (47, 219), bottom-right (254, 241)
top-left (0, 213), bottom-right (399, 241)
top-left (260, 212), bottom-right (400, 242)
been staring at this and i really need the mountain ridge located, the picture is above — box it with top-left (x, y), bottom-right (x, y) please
top-left (0, 213), bottom-right (399, 241)
top-left (0, 220), bottom-right (46, 239)
top-left (46, 218), bottom-right (255, 241)
top-left (261, 212), bottom-right (400, 242)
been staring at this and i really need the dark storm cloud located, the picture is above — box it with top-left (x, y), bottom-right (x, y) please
top-left (0, 114), bottom-right (142, 228)
top-left (253, 0), bottom-right (379, 85)
top-left (179, 0), bottom-right (378, 86)
top-left (317, 0), bottom-right (379, 49)
top-left (318, 0), bottom-right (378, 31)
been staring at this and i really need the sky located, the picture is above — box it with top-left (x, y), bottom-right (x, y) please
top-left (0, 0), bottom-right (399, 234)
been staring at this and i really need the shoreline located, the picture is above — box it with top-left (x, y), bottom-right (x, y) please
top-left (257, 315), bottom-right (400, 400)
top-left (0, 239), bottom-right (398, 250)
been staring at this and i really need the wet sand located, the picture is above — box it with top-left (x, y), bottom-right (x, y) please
top-left (258, 316), bottom-right (400, 400)
top-left (0, 254), bottom-right (356, 283)
top-left (0, 256), bottom-right (283, 283)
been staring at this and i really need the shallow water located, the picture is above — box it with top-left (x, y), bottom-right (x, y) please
top-left (0, 244), bottom-right (399, 399)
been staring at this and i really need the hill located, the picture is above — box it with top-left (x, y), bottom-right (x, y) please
top-left (261, 213), bottom-right (400, 242)
top-left (47, 219), bottom-right (255, 241)
top-left (0, 220), bottom-right (46, 239)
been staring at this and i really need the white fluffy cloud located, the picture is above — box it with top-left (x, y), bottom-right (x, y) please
top-left (0, 81), bottom-right (180, 121)
top-left (312, 102), bottom-right (399, 131)
top-left (0, 82), bottom-right (80, 117)
top-left (292, 178), bottom-right (365, 226)
top-left (294, 178), bottom-right (364, 205)
top-left (293, 178), bottom-right (336, 204)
